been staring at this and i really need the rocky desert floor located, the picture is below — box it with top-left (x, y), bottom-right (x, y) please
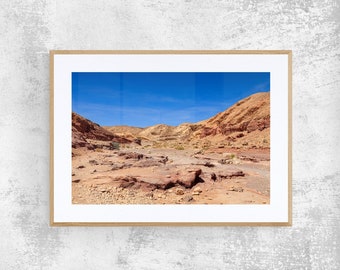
top-left (72, 142), bottom-right (270, 205)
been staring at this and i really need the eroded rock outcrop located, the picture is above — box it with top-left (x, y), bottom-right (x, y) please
top-left (197, 92), bottom-right (270, 138)
top-left (103, 92), bottom-right (270, 148)
top-left (72, 112), bottom-right (131, 148)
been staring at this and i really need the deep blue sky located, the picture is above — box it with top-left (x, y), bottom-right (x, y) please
top-left (72, 72), bottom-right (270, 127)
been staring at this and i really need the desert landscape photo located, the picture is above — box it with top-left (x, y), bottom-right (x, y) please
top-left (71, 72), bottom-right (270, 205)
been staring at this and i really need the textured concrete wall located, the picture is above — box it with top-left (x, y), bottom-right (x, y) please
top-left (1, 0), bottom-right (339, 269)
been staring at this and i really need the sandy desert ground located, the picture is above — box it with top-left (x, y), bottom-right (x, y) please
top-left (72, 143), bottom-right (270, 205)
top-left (72, 92), bottom-right (270, 205)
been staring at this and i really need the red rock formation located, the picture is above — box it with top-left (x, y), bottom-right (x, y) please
top-left (72, 126), bottom-right (94, 149)
top-left (103, 92), bottom-right (270, 148)
top-left (72, 112), bottom-right (131, 148)
top-left (198, 92), bottom-right (270, 138)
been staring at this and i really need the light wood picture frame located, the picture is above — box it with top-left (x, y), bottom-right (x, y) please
top-left (50, 50), bottom-right (292, 226)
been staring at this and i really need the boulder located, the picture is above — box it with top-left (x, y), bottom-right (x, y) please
top-left (176, 168), bottom-right (202, 188)
top-left (218, 170), bottom-right (245, 179)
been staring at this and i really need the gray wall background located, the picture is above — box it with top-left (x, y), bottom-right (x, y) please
top-left (1, 0), bottom-right (339, 269)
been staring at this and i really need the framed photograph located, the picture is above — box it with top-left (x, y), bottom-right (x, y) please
top-left (50, 50), bottom-right (292, 226)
